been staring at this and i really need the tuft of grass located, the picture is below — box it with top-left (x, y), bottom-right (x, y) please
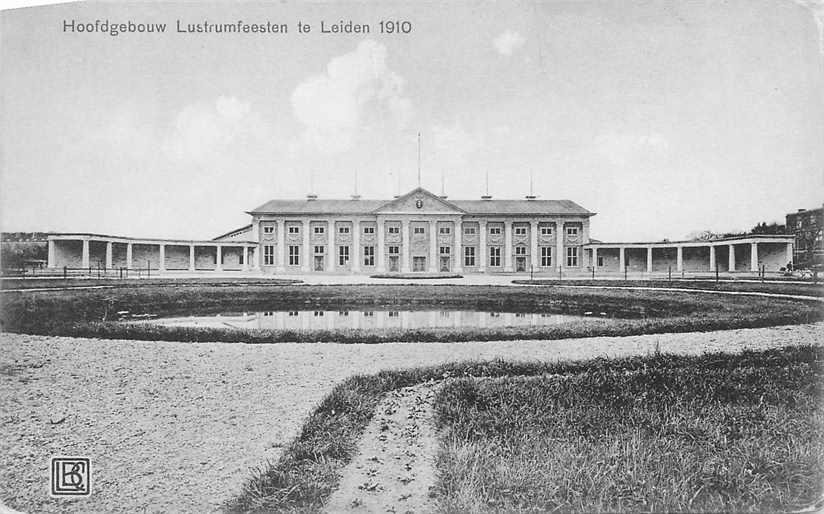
top-left (228, 346), bottom-right (824, 513)
top-left (433, 346), bottom-right (824, 513)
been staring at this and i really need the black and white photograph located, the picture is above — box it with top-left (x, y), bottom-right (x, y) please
top-left (1, 0), bottom-right (823, 512)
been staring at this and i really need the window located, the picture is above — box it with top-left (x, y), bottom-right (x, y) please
top-left (464, 226), bottom-right (476, 235)
top-left (314, 226), bottom-right (325, 235)
top-left (363, 226), bottom-right (375, 234)
top-left (597, 256), bottom-right (604, 267)
top-left (515, 226), bottom-right (527, 236)
top-left (566, 227), bottom-right (579, 237)
top-left (439, 226), bottom-right (451, 235)
top-left (263, 245), bottom-right (275, 266)
top-left (515, 246), bottom-right (527, 255)
top-left (489, 247), bottom-right (501, 267)
top-left (388, 226), bottom-right (400, 234)
top-left (314, 245), bottom-right (324, 255)
top-left (288, 226), bottom-right (300, 234)
top-left (363, 246), bottom-right (375, 266)
top-left (541, 247), bottom-right (552, 267)
top-left (239, 252), bottom-right (244, 265)
top-left (566, 247), bottom-right (579, 267)
top-left (338, 226), bottom-right (350, 234)
top-left (338, 311), bottom-right (349, 316)
top-left (440, 246), bottom-right (450, 255)
top-left (288, 245), bottom-right (300, 266)
top-left (541, 226), bottom-right (552, 236)
top-left (338, 245), bottom-right (350, 265)
top-left (263, 311), bottom-right (273, 317)
top-left (388, 246), bottom-right (399, 255)
top-left (263, 225), bottom-right (274, 234)
top-left (288, 311), bottom-right (298, 316)
top-left (363, 311), bottom-right (374, 317)
top-left (388, 311), bottom-right (399, 318)
top-left (489, 227), bottom-right (502, 235)
top-left (314, 311), bottom-right (324, 317)
top-left (464, 247), bottom-right (476, 266)
top-left (413, 227), bottom-right (425, 234)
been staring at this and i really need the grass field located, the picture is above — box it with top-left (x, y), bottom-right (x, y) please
top-left (434, 346), bottom-right (824, 513)
top-left (228, 346), bottom-right (824, 513)
top-left (1, 283), bottom-right (821, 343)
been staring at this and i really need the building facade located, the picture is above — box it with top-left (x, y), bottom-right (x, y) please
top-left (786, 205), bottom-right (823, 268)
top-left (240, 187), bottom-right (594, 274)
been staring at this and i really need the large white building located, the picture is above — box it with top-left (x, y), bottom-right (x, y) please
top-left (46, 187), bottom-right (795, 275)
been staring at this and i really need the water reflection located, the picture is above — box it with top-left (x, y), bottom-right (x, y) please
top-left (141, 310), bottom-right (591, 331)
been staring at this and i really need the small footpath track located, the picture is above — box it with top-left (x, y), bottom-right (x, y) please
top-left (325, 382), bottom-right (442, 514)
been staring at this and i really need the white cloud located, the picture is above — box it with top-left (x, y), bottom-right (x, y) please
top-left (291, 40), bottom-right (412, 153)
top-left (432, 123), bottom-right (477, 169)
top-left (593, 133), bottom-right (670, 167)
top-left (493, 30), bottom-right (526, 56)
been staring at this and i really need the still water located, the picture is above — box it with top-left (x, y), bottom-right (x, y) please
top-left (138, 309), bottom-right (597, 331)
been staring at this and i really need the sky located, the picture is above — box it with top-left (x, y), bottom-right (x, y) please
top-left (1, 0), bottom-right (823, 241)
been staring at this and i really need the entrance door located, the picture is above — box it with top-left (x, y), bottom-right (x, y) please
top-left (440, 256), bottom-right (450, 272)
top-left (389, 256), bottom-right (399, 272)
top-left (413, 256), bottom-right (426, 272)
top-left (515, 257), bottom-right (526, 272)
top-left (314, 256), bottom-right (324, 271)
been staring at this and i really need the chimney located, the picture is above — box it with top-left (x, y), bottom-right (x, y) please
top-left (481, 194), bottom-right (492, 201)
top-left (307, 194), bottom-right (318, 201)
top-left (525, 195), bottom-right (537, 201)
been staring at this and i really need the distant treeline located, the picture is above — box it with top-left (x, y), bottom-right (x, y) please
top-left (1, 233), bottom-right (49, 269)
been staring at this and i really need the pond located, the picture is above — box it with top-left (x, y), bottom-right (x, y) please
top-left (133, 309), bottom-right (608, 331)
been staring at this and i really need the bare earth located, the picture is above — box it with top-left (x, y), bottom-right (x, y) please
top-left (1, 322), bottom-right (822, 513)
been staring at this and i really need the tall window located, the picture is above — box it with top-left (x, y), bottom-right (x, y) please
top-left (597, 256), bottom-right (604, 267)
top-left (489, 247), bottom-right (501, 267)
top-left (541, 247), bottom-right (551, 267)
top-left (314, 226), bottom-right (325, 235)
top-left (363, 246), bottom-right (375, 266)
top-left (339, 246), bottom-right (350, 265)
top-left (464, 247), bottom-right (476, 266)
top-left (288, 245), bottom-right (300, 266)
top-left (288, 226), bottom-right (300, 234)
top-left (566, 247), bottom-right (578, 267)
top-left (263, 245), bottom-right (274, 265)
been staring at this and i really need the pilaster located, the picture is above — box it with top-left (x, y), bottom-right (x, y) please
top-left (750, 242), bottom-right (758, 272)
top-left (352, 219), bottom-right (361, 273)
top-left (453, 219), bottom-right (463, 273)
top-left (429, 220), bottom-right (438, 272)
top-left (503, 220), bottom-right (513, 272)
top-left (478, 220), bottom-right (487, 272)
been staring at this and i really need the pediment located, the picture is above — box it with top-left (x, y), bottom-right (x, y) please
top-left (373, 187), bottom-right (465, 214)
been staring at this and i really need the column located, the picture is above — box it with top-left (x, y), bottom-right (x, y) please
top-left (189, 245), bottom-right (195, 271)
top-left (376, 218), bottom-right (385, 272)
top-left (555, 220), bottom-right (565, 271)
top-left (215, 245), bottom-right (223, 271)
top-left (592, 247), bottom-right (598, 271)
top-left (126, 243), bottom-right (133, 269)
top-left (276, 220), bottom-right (286, 271)
top-left (750, 242), bottom-right (758, 272)
top-left (709, 245), bottom-right (716, 272)
top-left (786, 242), bottom-right (794, 267)
top-left (503, 221), bottom-right (513, 272)
top-left (105, 242), bottom-right (113, 269)
top-left (619, 246), bottom-right (626, 271)
top-left (401, 219), bottom-right (410, 272)
top-left (429, 220), bottom-right (438, 272)
top-left (251, 218), bottom-right (261, 270)
top-left (81, 238), bottom-right (90, 268)
top-left (327, 219), bottom-right (335, 272)
top-left (454, 219), bottom-right (463, 273)
top-left (646, 246), bottom-right (653, 273)
top-left (47, 240), bottom-right (55, 267)
top-left (158, 245), bottom-right (166, 271)
top-left (728, 244), bottom-right (736, 272)
top-left (352, 219), bottom-right (361, 273)
top-left (302, 219), bottom-right (310, 272)
top-left (242, 247), bottom-right (249, 271)
top-left (676, 246), bottom-right (683, 272)
top-left (530, 221), bottom-right (539, 272)
top-left (478, 220), bottom-right (487, 272)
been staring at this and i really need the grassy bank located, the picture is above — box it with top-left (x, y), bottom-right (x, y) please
top-left (513, 279), bottom-right (824, 297)
top-left (228, 346), bottom-right (824, 513)
top-left (1, 284), bottom-right (821, 343)
top-left (434, 346), bottom-right (824, 513)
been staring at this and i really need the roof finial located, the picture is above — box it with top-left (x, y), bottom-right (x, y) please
top-left (307, 170), bottom-right (317, 201)
top-left (439, 168), bottom-right (447, 199)
top-left (351, 169), bottom-right (361, 200)
top-left (481, 171), bottom-right (492, 200)
top-left (526, 170), bottom-right (537, 200)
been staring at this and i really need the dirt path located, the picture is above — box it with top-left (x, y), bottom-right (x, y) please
top-left (325, 382), bottom-right (441, 514)
top-left (2, 322), bottom-right (822, 513)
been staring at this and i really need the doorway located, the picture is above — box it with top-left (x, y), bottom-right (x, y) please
top-left (413, 256), bottom-right (426, 272)
top-left (314, 256), bottom-right (324, 271)
top-left (515, 256), bottom-right (526, 272)
top-left (440, 256), bottom-right (450, 272)
top-left (389, 256), bottom-right (399, 272)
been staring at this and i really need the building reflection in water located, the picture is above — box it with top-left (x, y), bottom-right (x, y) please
top-left (146, 310), bottom-right (588, 331)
